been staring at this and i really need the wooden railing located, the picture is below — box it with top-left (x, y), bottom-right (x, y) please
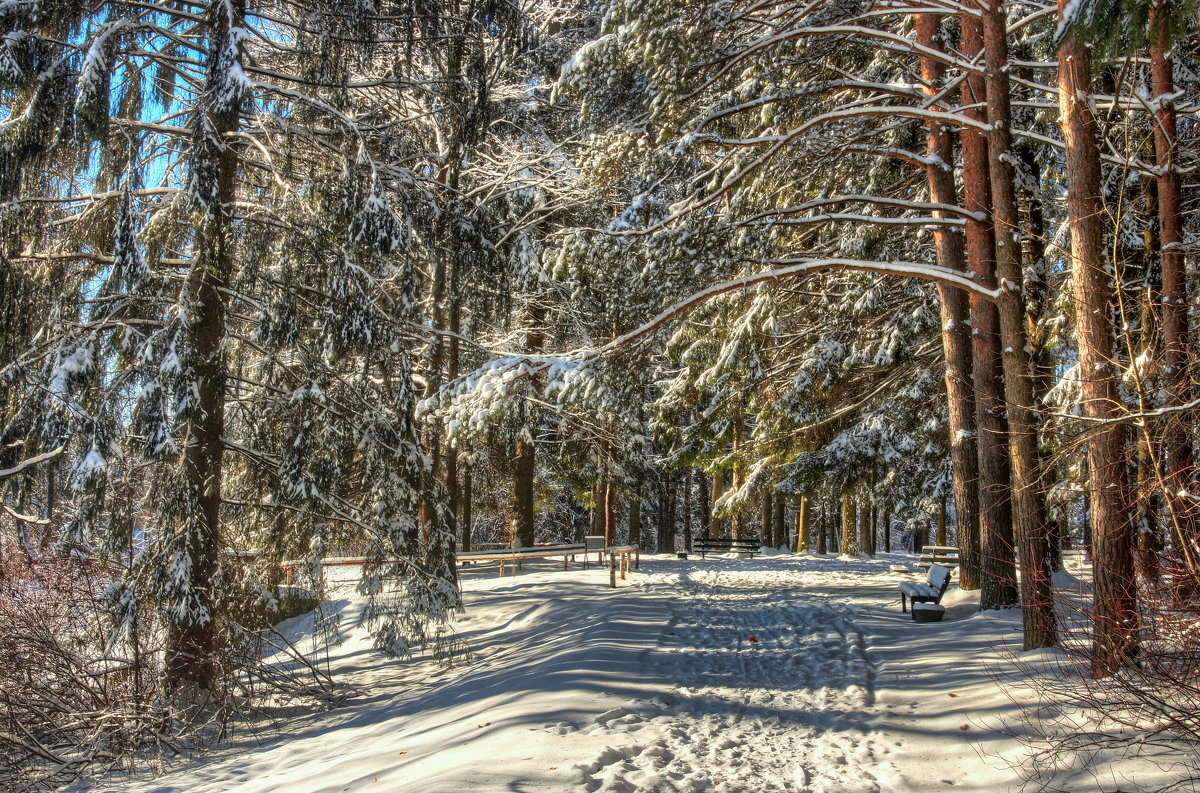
top-left (271, 541), bottom-right (640, 585)
top-left (606, 545), bottom-right (640, 587)
top-left (456, 543), bottom-right (587, 577)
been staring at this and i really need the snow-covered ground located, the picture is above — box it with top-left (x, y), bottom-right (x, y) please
top-left (100, 551), bottom-right (1173, 793)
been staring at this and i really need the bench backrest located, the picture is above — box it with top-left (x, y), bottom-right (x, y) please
top-left (928, 563), bottom-right (952, 593)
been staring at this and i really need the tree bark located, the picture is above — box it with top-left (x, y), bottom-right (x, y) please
top-left (1020, 136), bottom-right (1062, 577)
top-left (859, 498), bottom-right (874, 557)
top-left (445, 247), bottom-right (462, 550)
top-left (761, 487), bottom-right (773, 547)
top-left (818, 499), bottom-right (828, 555)
top-left (510, 306), bottom-right (545, 548)
top-left (960, 11), bottom-right (1007, 599)
top-left (732, 416), bottom-right (746, 540)
top-left (774, 495), bottom-right (786, 550)
top-left (590, 480), bottom-right (602, 539)
top-left (461, 467), bottom-right (472, 553)
top-left (1152, 0), bottom-right (1199, 589)
top-left (1134, 194), bottom-right (1161, 584)
top-left (683, 469), bottom-right (693, 552)
top-left (1058, 0), bottom-right (1136, 672)
top-left (629, 494), bottom-right (641, 549)
top-left (665, 473), bottom-right (678, 551)
top-left (512, 433), bottom-right (537, 547)
top-left (883, 504), bottom-right (891, 552)
top-left (841, 491), bottom-right (858, 556)
top-left (799, 495), bottom-right (811, 552)
top-left (1138, 426), bottom-right (1162, 583)
top-left (165, 0), bottom-right (245, 695)
top-left (984, 0), bottom-right (1056, 647)
top-left (698, 472), bottom-right (710, 540)
top-left (604, 478), bottom-right (617, 546)
top-left (710, 472), bottom-right (723, 538)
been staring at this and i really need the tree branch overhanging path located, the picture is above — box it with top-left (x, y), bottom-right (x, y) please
top-left (441, 257), bottom-right (1000, 388)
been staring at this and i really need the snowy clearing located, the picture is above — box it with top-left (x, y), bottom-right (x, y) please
top-left (101, 552), bottom-right (1171, 793)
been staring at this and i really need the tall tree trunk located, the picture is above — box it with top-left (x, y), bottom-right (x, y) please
top-left (761, 487), bottom-right (773, 546)
top-left (166, 0), bottom-right (245, 695)
top-left (983, 0), bottom-right (1056, 647)
top-left (1135, 198), bottom-right (1162, 584)
top-left (629, 493), bottom-right (641, 549)
top-left (604, 478), bottom-right (617, 546)
top-left (511, 306), bottom-right (545, 548)
top-left (710, 472), bottom-right (723, 539)
top-left (1138, 429), bottom-right (1162, 583)
top-left (590, 479), bottom-right (602, 539)
top-left (937, 498), bottom-right (948, 546)
top-left (1020, 136), bottom-right (1062, 577)
top-left (818, 499), bottom-right (828, 555)
top-left (798, 495), bottom-right (811, 552)
top-left (683, 469), bottom-right (693, 552)
top-left (512, 422), bottom-right (537, 548)
top-left (698, 472), bottom-right (710, 540)
top-left (732, 415), bottom-right (746, 540)
top-left (841, 491), bottom-right (858, 556)
top-left (1152, 0), bottom-right (1199, 590)
top-left (860, 497), bottom-right (874, 557)
top-left (917, 16), bottom-right (980, 575)
top-left (883, 503), bottom-right (891, 552)
top-left (657, 476), bottom-right (666, 552)
top-left (870, 497), bottom-right (878, 552)
top-left (666, 473), bottom-right (678, 552)
top-left (445, 251), bottom-right (462, 550)
top-left (461, 468), bottom-right (472, 553)
top-left (960, 11), bottom-right (1007, 600)
top-left (774, 495), bottom-right (786, 550)
top-left (1058, 0), bottom-right (1136, 672)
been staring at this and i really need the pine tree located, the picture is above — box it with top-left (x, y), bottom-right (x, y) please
top-left (0, 0), bottom-right (473, 699)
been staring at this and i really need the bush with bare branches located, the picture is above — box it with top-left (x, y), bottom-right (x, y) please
top-left (1006, 558), bottom-right (1200, 793)
top-left (0, 557), bottom-right (340, 792)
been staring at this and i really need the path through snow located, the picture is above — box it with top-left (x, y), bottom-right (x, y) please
top-left (572, 565), bottom-right (898, 793)
top-left (101, 552), bottom-right (1170, 793)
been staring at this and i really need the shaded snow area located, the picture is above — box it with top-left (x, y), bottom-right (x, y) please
top-left (572, 566), bottom-right (887, 793)
top-left (103, 553), bottom-right (1169, 793)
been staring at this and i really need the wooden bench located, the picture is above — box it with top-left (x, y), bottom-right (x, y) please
top-left (898, 563), bottom-right (953, 613)
top-left (693, 537), bottom-right (762, 558)
top-left (916, 544), bottom-right (960, 572)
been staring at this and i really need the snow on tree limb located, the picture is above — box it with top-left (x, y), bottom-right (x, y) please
top-left (432, 257), bottom-right (998, 414)
top-left (0, 446), bottom-right (64, 480)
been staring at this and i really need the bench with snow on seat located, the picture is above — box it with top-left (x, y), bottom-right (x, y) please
top-left (693, 537), bottom-right (762, 558)
top-left (898, 563), bottom-right (953, 614)
top-left (915, 545), bottom-right (960, 572)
